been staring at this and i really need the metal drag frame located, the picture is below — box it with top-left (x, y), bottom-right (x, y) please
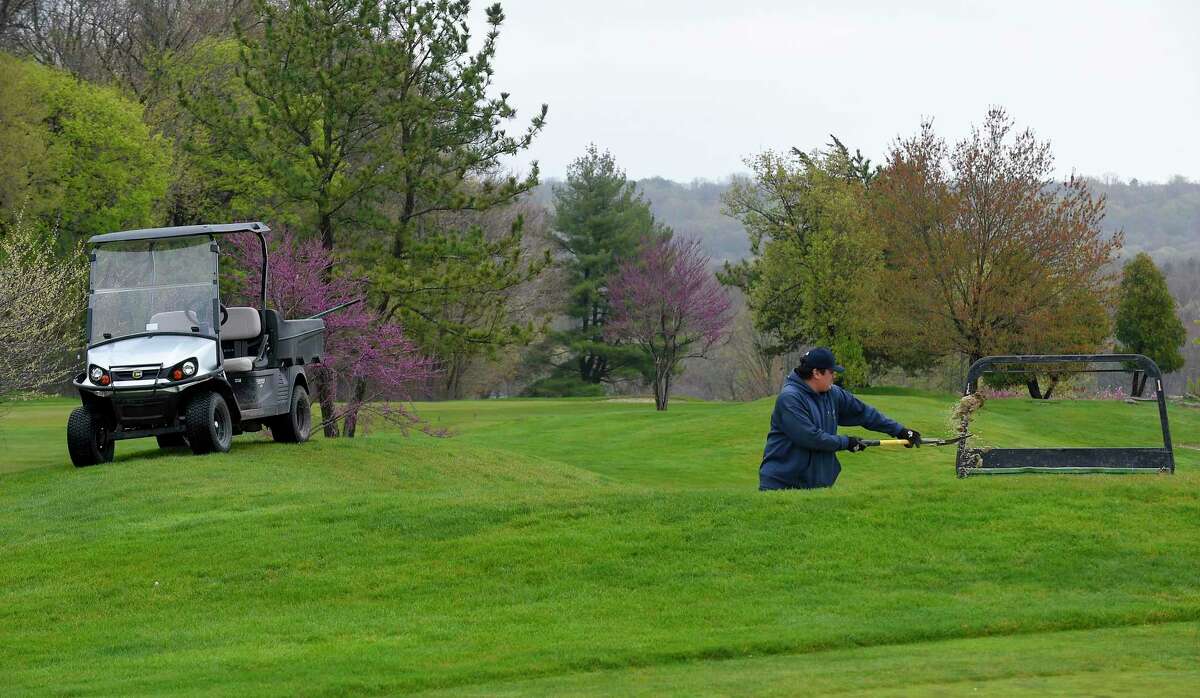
top-left (955, 354), bottom-right (1175, 478)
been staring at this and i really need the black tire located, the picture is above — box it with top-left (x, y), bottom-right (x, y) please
top-left (67, 405), bottom-right (115, 467)
top-left (156, 433), bottom-right (189, 449)
top-left (185, 391), bottom-right (233, 455)
top-left (271, 385), bottom-right (311, 443)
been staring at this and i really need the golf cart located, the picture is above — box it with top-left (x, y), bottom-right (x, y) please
top-left (67, 222), bottom-right (324, 466)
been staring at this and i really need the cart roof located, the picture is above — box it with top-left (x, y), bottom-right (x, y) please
top-left (88, 222), bottom-right (269, 244)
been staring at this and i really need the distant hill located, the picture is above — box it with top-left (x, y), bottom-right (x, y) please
top-left (1089, 177), bottom-right (1200, 261)
top-left (536, 176), bottom-right (1200, 266)
top-left (532, 177), bottom-right (749, 264)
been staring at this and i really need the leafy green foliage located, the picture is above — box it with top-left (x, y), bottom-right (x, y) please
top-left (550, 145), bottom-right (670, 384)
top-left (182, 0), bottom-right (545, 248)
top-left (720, 140), bottom-right (883, 388)
top-left (376, 219), bottom-right (550, 398)
top-left (155, 38), bottom-right (280, 225)
top-left (0, 52), bottom-right (169, 243)
top-left (1116, 253), bottom-right (1187, 374)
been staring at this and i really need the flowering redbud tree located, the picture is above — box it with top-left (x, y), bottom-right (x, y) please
top-left (227, 231), bottom-right (435, 437)
top-left (606, 236), bottom-right (733, 411)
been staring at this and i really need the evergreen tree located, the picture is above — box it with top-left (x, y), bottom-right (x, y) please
top-left (1115, 253), bottom-right (1186, 395)
top-left (550, 146), bottom-right (669, 384)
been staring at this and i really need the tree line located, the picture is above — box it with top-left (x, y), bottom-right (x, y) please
top-left (0, 1), bottom-right (1193, 419)
top-left (0, 0), bottom-right (734, 418)
top-left (720, 110), bottom-right (1191, 398)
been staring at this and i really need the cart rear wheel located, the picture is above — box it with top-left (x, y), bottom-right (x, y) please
top-left (271, 385), bottom-right (311, 443)
top-left (156, 433), bottom-right (189, 449)
top-left (67, 406), bottom-right (115, 467)
top-left (185, 391), bottom-right (233, 455)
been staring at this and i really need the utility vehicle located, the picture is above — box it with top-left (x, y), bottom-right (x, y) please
top-left (67, 222), bottom-right (324, 466)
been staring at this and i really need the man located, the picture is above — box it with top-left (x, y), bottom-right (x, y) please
top-left (759, 347), bottom-right (921, 490)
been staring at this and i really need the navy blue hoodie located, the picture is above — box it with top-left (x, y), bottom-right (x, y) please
top-left (759, 370), bottom-right (905, 490)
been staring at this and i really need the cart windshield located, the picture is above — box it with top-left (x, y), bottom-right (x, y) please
top-left (89, 235), bottom-right (218, 345)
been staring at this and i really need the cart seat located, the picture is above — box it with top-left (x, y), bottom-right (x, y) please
top-left (221, 307), bottom-right (262, 373)
top-left (223, 356), bottom-right (255, 373)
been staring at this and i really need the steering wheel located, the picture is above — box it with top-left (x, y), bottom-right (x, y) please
top-left (220, 304), bottom-right (229, 326)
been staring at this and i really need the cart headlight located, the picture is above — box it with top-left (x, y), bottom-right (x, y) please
top-left (89, 365), bottom-right (111, 386)
top-left (168, 358), bottom-right (199, 381)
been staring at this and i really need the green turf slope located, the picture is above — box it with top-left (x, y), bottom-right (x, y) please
top-left (417, 623), bottom-right (1199, 697)
top-left (0, 393), bottom-right (1197, 695)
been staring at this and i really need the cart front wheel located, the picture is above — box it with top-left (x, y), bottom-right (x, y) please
top-left (67, 406), bottom-right (115, 467)
top-left (185, 391), bottom-right (233, 455)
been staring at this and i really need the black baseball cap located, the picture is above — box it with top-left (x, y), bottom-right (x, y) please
top-left (802, 347), bottom-right (845, 373)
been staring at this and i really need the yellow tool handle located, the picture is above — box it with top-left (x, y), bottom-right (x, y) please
top-left (875, 439), bottom-right (911, 446)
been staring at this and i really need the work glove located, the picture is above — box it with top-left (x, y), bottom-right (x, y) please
top-left (897, 427), bottom-right (921, 448)
top-left (845, 436), bottom-right (867, 453)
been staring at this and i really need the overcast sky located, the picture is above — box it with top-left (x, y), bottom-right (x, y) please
top-left (473, 0), bottom-right (1200, 183)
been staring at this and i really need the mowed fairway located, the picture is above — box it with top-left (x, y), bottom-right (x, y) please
top-left (1, 392), bottom-right (1198, 695)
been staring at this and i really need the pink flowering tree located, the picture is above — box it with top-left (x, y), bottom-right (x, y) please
top-left (227, 230), bottom-right (435, 437)
top-left (606, 236), bottom-right (733, 411)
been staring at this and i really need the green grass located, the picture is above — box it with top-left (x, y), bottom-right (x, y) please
top-left (1, 392), bottom-right (1198, 695)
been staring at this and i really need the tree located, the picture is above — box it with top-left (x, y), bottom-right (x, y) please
top-left (2, 0), bottom-right (103, 78)
top-left (0, 0), bottom-right (34, 34)
top-left (3, 0), bottom-right (250, 104)
top-left (185, 0), bottom-right (544, 253)
top-left (182, 0), bottom-right (547, 433)
top-left (1115, 252), bottom-right (1186, 396)
top-left (606, 236), bottom-right (732, 411)
top-left (154, 37), bottom-right (279, 226)
top-left (226, 230), bottom-right (434, 434)
top-left (550, 145), bottom-right (670, 384)
top-left (872, 109), bottom-right (1121, 391)
top-left (385, 209), bottom-right (550, 400)
top-left (719, 139), bottom-right (884, 388)
top-left (0, 210), bottom-right (86, 405)
top-left (0, 52), bottom-right (170, 244)
top-left (415, 198), bottom-right (555, 399)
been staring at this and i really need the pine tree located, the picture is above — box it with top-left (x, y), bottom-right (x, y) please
top-left (550, 146), bottom-right (669, 384)
top-left (184, 0), bottom-right (546, 253)
top-left (1115, 253), bottom-right (1186, 395)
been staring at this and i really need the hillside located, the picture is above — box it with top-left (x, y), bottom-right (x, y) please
top-left (2, 395), bottom-right (1198, 694)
